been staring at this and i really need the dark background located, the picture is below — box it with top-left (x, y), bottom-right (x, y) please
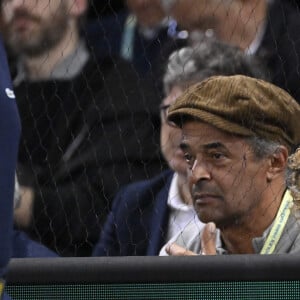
top-left (87, 0), bottom-right (125, 19)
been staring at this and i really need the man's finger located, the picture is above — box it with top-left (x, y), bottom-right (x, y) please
top-left (201, 222), bottom-right (217, 255)
top-left (165, 243), bottom-right (197, 256)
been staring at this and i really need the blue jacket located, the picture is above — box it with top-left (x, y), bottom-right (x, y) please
top-left (93, 170), bottom-right (173, 256)
top-left (12, 230), bottom-right (58, 258)
top-left (0, 35), bottom-right (21, 300)
top-left (85, 10), bottom-right (186, 77)
top-left (0, 35), bottom-right (21, 277)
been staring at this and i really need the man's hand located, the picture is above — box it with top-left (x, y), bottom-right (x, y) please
top-left (201, 222), bottom-right (217, 255)
top-left (165, 243), bottom-right (197, 256)
top-left (14, 186), bottom-right (34, 229)
top-left (165, 222), bottom-right (217, 256)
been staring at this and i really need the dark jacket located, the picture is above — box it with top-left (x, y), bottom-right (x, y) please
top-left (16, 56), bottom-right (165, 256)
top-left (86, 10), bottom-right (183, 75)
top-left (258, 0), bottom-right (300, 102)
top-left (0, 35), bottom-right (21, 278)
top-left (12, 230), bottom-right (58, 258)
top-left (85, 10), bottom-right (187, 100)
top-left (93, 170), bottom-right (173, 256)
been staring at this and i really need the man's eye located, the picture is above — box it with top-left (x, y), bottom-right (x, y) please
top-left (184, 153), bottom-right (193, 163)
top-left (211, 152), bottom-right (225, 160)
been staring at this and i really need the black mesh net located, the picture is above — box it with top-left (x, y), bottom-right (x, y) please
top-left (0, 0), bottom-right (300, 263)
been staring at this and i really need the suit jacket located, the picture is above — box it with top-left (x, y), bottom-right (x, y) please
top-left (85, 10), bottom-right (186, 82)
top-left (258, 0), bottom-right (300, 103)
top-left (86, 10), bottom-right (171, 73)
top-left (92, 170), bottom-right (174, 256)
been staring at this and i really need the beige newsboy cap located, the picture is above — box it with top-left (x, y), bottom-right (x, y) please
top-left (167, 75), bottom-right (300, 148)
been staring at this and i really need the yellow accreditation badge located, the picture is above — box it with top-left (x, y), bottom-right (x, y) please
top-left (260, 190), bottom-right (293, 254)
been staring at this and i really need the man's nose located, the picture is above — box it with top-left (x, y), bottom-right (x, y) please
top-left (189, 159), bottom-right (211, 184)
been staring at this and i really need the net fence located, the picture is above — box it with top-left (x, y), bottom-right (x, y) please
top-left (0, 0), bottom-right (300, 260)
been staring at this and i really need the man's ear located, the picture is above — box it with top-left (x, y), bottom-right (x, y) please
top-left (266, 146), bottom-right (289, 181)
top-left (69, 0), bottom-right (88, 18)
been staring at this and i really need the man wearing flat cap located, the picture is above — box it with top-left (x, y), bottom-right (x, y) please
top-left (160, 75), bottom-right (300, 256)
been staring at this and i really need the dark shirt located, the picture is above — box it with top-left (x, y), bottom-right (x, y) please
top-left (16, 56), bottom-right (164, 256)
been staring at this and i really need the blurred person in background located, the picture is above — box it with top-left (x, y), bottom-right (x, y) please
top-left (1, 0), bottom-right (164, 256)
top-left (93, 35), bottom-right (267, 256)
top-left (161, 0), bottom-right (300, 103)
top-left (85, 0), bottom-right (188, 99)
top-left (86, 0), bottom-right (186, 76)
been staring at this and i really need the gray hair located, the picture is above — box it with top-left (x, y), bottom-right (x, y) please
top-left (247, 137), bottom-right (295, 200)
top-left (246, 136), bottom-right (281, 160)
top-left (163, 34), bottom-right (268, 95)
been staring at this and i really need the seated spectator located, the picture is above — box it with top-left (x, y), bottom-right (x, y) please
top-left (0, 34), bottom-right (21, 300)
top-left (161, 75), bottom-right (300, 256)
top-left (86, 0), bottom-right (189, 100)
top-left (163, 0), bottom-right (300, 103)
top-left (92, 36), bottom-right (266, 256)
top-left (86, 0), bottom-right (186, 77)
top-left (1, 0), bottom-right (163, 256)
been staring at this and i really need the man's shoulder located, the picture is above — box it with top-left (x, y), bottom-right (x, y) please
top-left (123, 169), bottom-right (173, 191)
top-left (113, 170), bottom-right (173, 209)
top-left (286, 212), bottom-right (300, 251)
top-left (80, 55), bottom-right (115, 82)
top-left (83, 54), bottom-right (162, 110)
top-left (275, 211), bottom-right (300, 254)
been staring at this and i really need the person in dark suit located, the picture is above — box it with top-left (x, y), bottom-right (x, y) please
top-left (92, 36), bottom-right (267, 256)
top-left (85, 0), bottom-right (188, 101)
top-left (86, 0), bottom-right (185, 76)
top-left (164, 0), bottom-right (300, 103)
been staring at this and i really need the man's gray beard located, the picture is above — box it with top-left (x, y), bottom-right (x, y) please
top-left (5, 11), bottom-right (69, 57)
